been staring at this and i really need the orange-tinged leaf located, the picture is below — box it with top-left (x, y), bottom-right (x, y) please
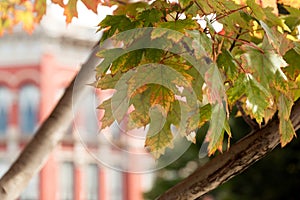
top-left (98, 99), bottom-right (115, 129)
top-left (34, 0), bottom-right (46, 22)
top-left (52, 0), bottom-right (64, 7)
top-left (81, 0), bottom-right (99, 13)
top-left (206, 103), bottom-right (226, 156)
top-left (145, 106), bottom-right (173, 159)
top-left (64, 0), bottom-right (78, 23)
top-left (279, 119), bottom-right (296, 147)
top-left (150, 85), bottom-right (175, 113)
top-left (278, 94), bottom-right (295, 147)
top-left (204, 64), bottom-right (226, 105)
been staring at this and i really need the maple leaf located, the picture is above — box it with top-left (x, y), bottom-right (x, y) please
top-left (242, 38), bottom-right (288, 89)
top-left (217, 49), bottom-right (238, 80)
top-left (204, 64), bottom-right (226, 105)
top-left (94, 72), bottom-right (122, 90)
top-left (277, 94), bottom-right (296, 147)
top-left (64, 0), bottom-right (78, 23)
top-left (52, 0), bottom-right (64, 7)
top-left (245, 74), bottom-right (272, 124)
top-left (34, 0), bottom-right (46, 23)
top-left (186, 103), bottom-right (212, 134)
top-left (206, 103), bottom-right (226, 155)
top-left (145, 105), bottom-right (173, 159)
top-left (98, 99), bottom-right (115, 129)
top-left (82, 0), bottom-right (99, 13)
top-left (260, 21), bottom-right (293, 55)
top-left (149, 85), bottom-right (175, 112)
top-left (15, 10), bottom-right (35, 34)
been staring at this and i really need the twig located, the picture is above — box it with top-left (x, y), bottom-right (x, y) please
top-left (217, 33), bottom-right (264, 53)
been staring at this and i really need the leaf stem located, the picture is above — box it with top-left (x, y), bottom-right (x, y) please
top-left (229, 28), bottom-right (242, 52)
top-left (214, 5), bottom-right (248, 21)
top-left (217, 33), bottom-right (264, 53)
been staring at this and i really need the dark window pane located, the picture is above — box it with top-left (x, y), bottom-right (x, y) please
top-left (0, 87), bottom-right (12, 134)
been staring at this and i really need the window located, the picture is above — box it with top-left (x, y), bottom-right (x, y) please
top-left (76, 88), bottom-right (99, 139)
top-left (19, 85), bottom-right (40, 134)
top-left (60, 162), bottom-right (74, 200)
top-left (0, 86), bottom-right (12, 134)
top-left (20, 174), bottom-right (39, 200)
top-left (108, 169), bottom-right (123, 200)
top-left (86, 164), bottom-right (99, 200)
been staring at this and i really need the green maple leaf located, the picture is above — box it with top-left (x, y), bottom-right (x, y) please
top-left (145, 105), bottom-right (173, 159)
top-left (242, 38), bottom-right (288, 89)
top-left (111, 50), bottom-right (144, 74)
top-left (217, 49), bottom-right (238, 80)
top-left (279, 119), bottom-right (296, 147)
top-left (260, 21), bottom-right (294, 56)
top-left (127, 89), bottom-right (152, 130)
top-left (137, 8), bottom-right (163, 26)
top-left (98, 99), bottom-right (115, 129)
top-left (245, 74), bottom-right (272, 124)
top-left (204, 64), bottom-right (226, 105)
top-left (206, 103), bottom-right (226, 155)
top-left (96, 48), bottom-right (125, 76)
top-left (227, 74), bottom-right (246, 104)
top-left (186, 103), bottom-right (212, 134)
top-left (156, 19), bottom-right (199, 33)
top-left (94, 72), bottom-right (122, 90)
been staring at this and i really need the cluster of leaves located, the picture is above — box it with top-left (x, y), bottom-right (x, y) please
top-left (95, 0), bottom-right (300, 158)
top-left (0, 0), bottom-right (100, 34)
top-left (2, 0), bottom-right (300, 158)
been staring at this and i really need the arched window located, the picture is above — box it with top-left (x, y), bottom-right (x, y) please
top-left (0, 86), bottom-right (12, 134)
top-left (19, 84), bottom-right (40, 134)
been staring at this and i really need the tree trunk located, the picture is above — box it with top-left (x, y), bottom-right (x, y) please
top-left (157, 99), bottom-right (300, 200)
top-left (0, 45), bottom-right (102, 200)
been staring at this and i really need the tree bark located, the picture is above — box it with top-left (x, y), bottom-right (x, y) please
top-left (157, 98), bottom-right (300, 200)
top-left (0, 45), bottom-right (102, 200)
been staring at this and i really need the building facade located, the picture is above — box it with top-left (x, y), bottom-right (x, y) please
top-left (0, 25), bottom-right (149, 200)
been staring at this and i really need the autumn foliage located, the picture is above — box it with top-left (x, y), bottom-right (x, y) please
top-left (1, 0), bottom-right (300, 158)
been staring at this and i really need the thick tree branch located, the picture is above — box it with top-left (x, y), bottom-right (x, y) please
top-left (157, 98), bottom-right (300, 200)
top-left (0, 44), bottom-right (104, 200)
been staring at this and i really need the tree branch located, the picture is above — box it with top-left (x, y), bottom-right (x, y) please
top-left (0, 43), bottom-right (105, 200)
top-left (157, 98), bottom-right (300, 200)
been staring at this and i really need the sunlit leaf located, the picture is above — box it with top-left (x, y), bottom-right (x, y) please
top-left (279, 119), bottom-right (296, 147)
top-left (82, 0), bottom-right (99, 13)
top-left (64, 0), bottom-right (78, 23)
top-left (206, 103), bottom-right (226, 155)
top-left (34, 0), bottom-right (46, 22)
top-left (242, 39), bottom-right (288, 89)
top-left (245, 74), bottom-right (272, 124)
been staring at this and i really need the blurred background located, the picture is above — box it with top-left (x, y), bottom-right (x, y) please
top-left (1, 2), bottom-right (300, 200)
